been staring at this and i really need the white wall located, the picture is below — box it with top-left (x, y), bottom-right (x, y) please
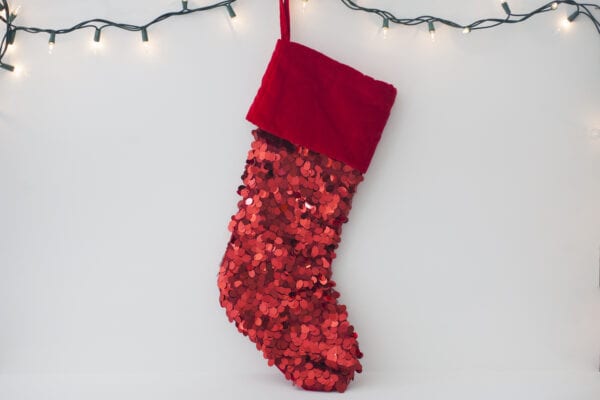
top-left (1, 1), bottom-right (599, 399)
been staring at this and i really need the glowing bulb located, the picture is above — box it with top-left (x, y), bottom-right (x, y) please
top-left (141, 28), bottom-right (151, 53)
top-left (141, 27), bottom-right (149, 43)
top-left (93, 28), bottom-right (101, 42)
top-left (428, 21), bottom-right (436, 42)
top-left (463, 26), bottom-right (471, 34)
top-left (560, 11), bottom-right (579, 30)
top-left (48, 32), bottom-right (56, 55)
top-left (8, 4), bottom-right (21, 23)
top-left (302, 0), bottom-right (308, 10)
top-left (91, 41), bottom-right (102, 52)
top-left (2, 62), bottom-right (25, 77)
top-left (91, 28), bottom-right (102, 52)
top-left (382, 18), bottom-right (389, 38)
top-left (551, 2), bottom-right (558, 10)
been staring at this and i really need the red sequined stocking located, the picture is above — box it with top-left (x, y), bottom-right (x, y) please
top-left (219, 129), bottom-right (364, 392)
top-left (217, 0), bottom-right (396, 393)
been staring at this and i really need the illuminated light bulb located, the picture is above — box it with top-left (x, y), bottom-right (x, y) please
top-left (226, 4), bottom-right (236, 19)
top-left (182, 0), bottom-right (188, 11)
top-left (141, 27), bottom-right (149, 43)
top-left (382, 18), bottom-right (389, 38)
top-left (560, 10), bottom-right (579, 29)
top-left (551, 2), bottom-right (559, 10)
top-left (302, 0), bottom-right (308, 10)
top-left (141, 27), bottom-right (151, 52)
top-left (428, 21), bottom-right (436, 42)
top-left (93, 28), bottom-right (101, 43)
top-left (91, 28), bottom-right (102, 52)
top-left (8, 4), bottom-right (21, 23)
top-left (501, 1), bottom-right (511, 15)
top-left (48, 32), bottom-right (56, 54)
top-left (13, 64), bottom-right (23, 77)
top-left (463, 26), bottom-right (471, 34)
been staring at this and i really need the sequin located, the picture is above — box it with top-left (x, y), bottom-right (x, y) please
top-left (218, 129), bottom-right (364, 393)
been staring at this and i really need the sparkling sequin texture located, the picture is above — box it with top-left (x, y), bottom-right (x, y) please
top-left (218, 129), bottom-right (364, 392)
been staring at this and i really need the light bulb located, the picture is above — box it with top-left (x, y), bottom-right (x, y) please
top-left (560, 11), bottom-right (579, 30)
top-left (382, 18), bottom-right (389, 38)
top-left (551, 2), bottom-right (559, 10)
top-left (182, 0), bottom-right (188, 11)
top-left (92, 28), bottom-right (102, 51)
top-left (48, 32), bottom-right (56, 55)
top-left (463, 26), bottom-right (471, 34)
top-left (141, 27), bottom-right (149, 43)
top-left (141, 28), bottom-right (151, 53)
top-left (501, 1), bottom-right (511, 15)
top-left (92, 28), bottom-right (102, 54)
top-left (13, 64), bottom-right (23, 77)
top-left (8, 4), bottom-right (21, 23)
top-left (302, 0), bottom-right (308, 10)
top-left (428, 21), bottom-right (436, 42)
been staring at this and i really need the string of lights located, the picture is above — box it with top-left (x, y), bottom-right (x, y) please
top-left (0, 0), bottom-right (238, 73)
top-left (0, 0), bottom-right (599, 74)
top-left (339, 0), bottom-right (600, 39)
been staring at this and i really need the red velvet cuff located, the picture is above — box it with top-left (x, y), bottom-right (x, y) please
top-left (246, 40), bottom-right (397, 173)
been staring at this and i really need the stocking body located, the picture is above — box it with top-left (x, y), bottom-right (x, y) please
top-left (218, 129), bottom-right (364, 392)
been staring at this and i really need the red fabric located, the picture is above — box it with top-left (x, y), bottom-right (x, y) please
top-left (246, 39), bottom-right (397, 173)
top-left (246, 0), bottom-right (396, 173)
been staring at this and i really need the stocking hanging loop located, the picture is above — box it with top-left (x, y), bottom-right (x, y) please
top-left (279, 0), bottom-right (291, 41)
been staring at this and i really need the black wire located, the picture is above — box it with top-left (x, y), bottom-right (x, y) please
top-left (0, 0), bottom-right (599, 69)
top-left (0, 0), bottom-right (10, 64)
